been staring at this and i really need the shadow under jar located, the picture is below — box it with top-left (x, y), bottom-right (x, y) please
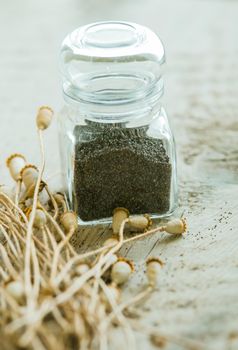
top-left (58, 21), bottom-right (178, 225)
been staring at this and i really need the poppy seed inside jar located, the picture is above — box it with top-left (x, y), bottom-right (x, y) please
top-left (74, 124), bottom-right (172, 221)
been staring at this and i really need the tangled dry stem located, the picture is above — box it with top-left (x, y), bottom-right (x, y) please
top-left (0, 107), bottom-right (192, 350)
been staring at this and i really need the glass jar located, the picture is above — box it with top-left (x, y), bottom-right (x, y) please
top-left (58, 21), bottom-right (178, 225)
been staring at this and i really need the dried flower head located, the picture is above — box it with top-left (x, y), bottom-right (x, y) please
top-left (20, 164), bottom-right (39, 190)
top-left (36, 106), bottom-right (54, 130)
top-left (164, 218), bottom-right (187, 234)
top-left (60, 211), bottom-right (78, 232)
top-left (0, 103), bottom-right (190, 349)
top-left (75, 263), bottom-right (90, 276)
top-left (128, 214), bottom-right (152, 231)
top-left (5, 280), bottom-right (24, 302)
top-left (146, 257), bottom-right (164, 287)
top-left (111, 257), bottom-right (134, 285)
top-left (112, 207), bottom-right (129, 234)
top-left (6, 154), bottom-right (26, 181)
top-left (54, 192), bottom-right (66, 205)
top-left (29, 207), bottom-right (47, 229)
top-left (103, 235), bottom-right (119, 247)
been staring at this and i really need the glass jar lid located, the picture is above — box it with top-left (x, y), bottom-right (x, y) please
top-left (60, 21), bottom-right (165, 106)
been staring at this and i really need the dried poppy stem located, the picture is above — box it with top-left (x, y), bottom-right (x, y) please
top-left (54, 218), bottom-right (128, 288)
top-left (0, 208), bottom-right (26, 235)
top-left (42, 208), bottom-right (77, 256)
top-left (52, 219), bottom-right (128, 306)
top-left (54, 193), bottom-right (67, 213)
top-left (50, 217), bottom-right (186, 288)
top-left (0, 266), bottom-right (9, 281)
top-left (50, 227), bottom-right (76, 281)
top-left (0, 243), bottom-right (19, 279)
top-left (105, 286), bottom-right (153, 328)
top-left (31, 337), bottom-right (48, 350)
top-left (41, 228), bottom-right (51, 271)
top-left (99, 327), bottom-right (108, 350)
top-left (18, 321), bottom-right (38, 347)
top-left (0, 106), bottom-right (189, 350)
top-left (0, 224), bottom-right (20, 260)
top-left (12, 224), bottom-right (129, 331)
top-left (8, 226), bottom-right (22, 256)
top-left (45, 185), bottom-right (59, 220)
top-left (36, 327), bottom-right (60, 350)
top-left (52, 307), bottom-right (71, 330)
top-left (14, 179), bottom-right (22, 207)
top-left (53, 241), bottom-right (119, 287)
top-left (24, 129), bottom-right (45, 304)
top-left (89, 237), bottom-right (118, 313)
top-left (0, 287), bottom-right (22, 315)
top-left (44, 226), bottom-right (60, 255)
top-left (99, 279), bottom-right (136, 350)
top-left (5, 295), bottom-right (53, 333)
top-left (41, 228), bottom-right (66, 270)
top-left (0, 195), bottom-right (28, 224)
top-left (34, 230), bottom-right (55, 260)
top-left (123, 218), bottom-right (187, 245)
top-left (6, 221), bottom-right (53, 269)
top-left (31, 241), bottom-right (41, 301)
top-left (5, 247), bottom-right (21, 270)
top-left (88, 253), bottom-right (103, 314)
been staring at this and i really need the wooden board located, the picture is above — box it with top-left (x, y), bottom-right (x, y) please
top-left (0, 0), bottom-right (238, 349)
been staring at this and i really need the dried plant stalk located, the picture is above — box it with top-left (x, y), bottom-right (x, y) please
top-left (0, 106), bottom-right (190, 350)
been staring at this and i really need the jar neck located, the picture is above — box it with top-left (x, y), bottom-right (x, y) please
top-left (63, 79), bottom-right (164, 124)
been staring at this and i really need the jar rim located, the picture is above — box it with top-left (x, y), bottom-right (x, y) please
top-left (78, 21), bottom-right (142, 50)
top-left (64, 21), bottom-right (164, 61)
top-left (60, 21), bottom-right (165, 109)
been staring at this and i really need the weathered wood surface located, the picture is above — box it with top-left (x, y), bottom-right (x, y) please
top-left (0, 1), bottom-right (238, 349)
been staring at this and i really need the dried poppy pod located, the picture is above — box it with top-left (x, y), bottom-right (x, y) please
top-left (75, 263), bottom-right (90, 275)
top-left (36, 106), bottom-right (54, 130)
top-left (128, 214), bottom-right (152, 231)
top-left (60, 211), bottom-right (78, 232)
top-left (54, 192), bottom-right (64, 203)
top-left (103, 235), bottom-right (119, 247)
top-left (112, 207), bottom-right (129, 234)
top-left (20, 164), bottom-right (44, 198)
top-left (29, 207), bottom-right (47, 229)
top-left (101, 254), bottom-right (118, 283)
top-left (5, 280), bottom-right (25, 302)
top-left (146, 257), bottom-right (163, 287)
top-left (162, 218), bottom-right (187, 234)
top-left (54, 192), bottom-right (67, 207)
top-left (111, 257), bottom-right (134, 285)
top-left (6, 153), bottom-right (26, 181)
top-left (20, 165), bottom-right (39, 190)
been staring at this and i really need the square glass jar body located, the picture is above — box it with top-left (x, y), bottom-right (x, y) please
top-left (58, 103), bottom-right (178, 226)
